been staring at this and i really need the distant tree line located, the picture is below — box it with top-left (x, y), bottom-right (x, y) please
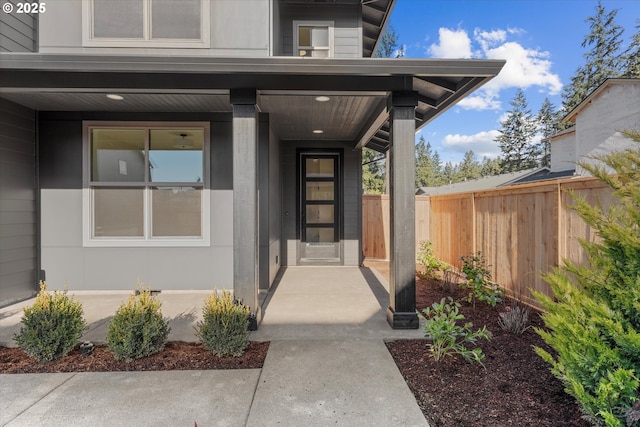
top-left (363, 2), bottom-right (640, 193)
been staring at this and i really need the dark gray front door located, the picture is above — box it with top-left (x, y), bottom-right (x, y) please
top-left (299, 152), bottom-right (341, 263)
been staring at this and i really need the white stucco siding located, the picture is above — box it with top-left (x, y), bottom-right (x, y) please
top-left (550, 132), bottom-right (576, 172)
top-left (40, 188), bottom-right (234, 291)
top-left (575, 81), bottom-right (640, 175)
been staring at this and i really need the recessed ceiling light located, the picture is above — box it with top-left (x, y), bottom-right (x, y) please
top-left (315, 96), bottom-right (330, 102)
top-left (313, 129), bottom-right (324, 134)
top-left (106, 94), bottom-right (124, 101)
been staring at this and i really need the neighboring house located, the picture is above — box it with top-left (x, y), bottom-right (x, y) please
top-left (416, 169), bottom-right (539, 196)
top-left (0, 0), bottom-right (504, 328)
top-left (550, 78), bottom-right (640, 175)
top-left (417, 78), bottom-right (639, 197)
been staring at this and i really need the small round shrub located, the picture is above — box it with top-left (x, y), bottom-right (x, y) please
top-left (14, 281), bottom-right (87, 362)
top-left (195, 290), bottom-right (250, 357)
top-left (106, 287), bottom-right (170, 362)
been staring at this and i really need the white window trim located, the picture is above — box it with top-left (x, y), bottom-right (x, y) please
top-left (82, 0), bottom-right (211, 48)
top-left (293, 20), bottom-right (334, 58)
top-left (82, 121), bottom-right (211, 247)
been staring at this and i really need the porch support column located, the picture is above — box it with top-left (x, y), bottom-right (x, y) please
top-left (231, 89), bottom-right (260, 323)
top-left (387, 91), bottom-right (419, 329)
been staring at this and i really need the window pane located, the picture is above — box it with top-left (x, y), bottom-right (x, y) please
top-left (151, 0), bottom-right (201, 39)
top-left (306, 158), bottom-right (334, 178)
top-left (306, 227), bottom-right (334, 243)
top-left (93, 187), bottom-right (144, 237)
top-left (298, 26), bottom-right (311, 47)
top-left (149, 129), bottom-right (203, 183)
top-left (152, 187), bottom-right (202, 237)
top-left (93, 0), bottom-right (143, 39)
top-left (306, 182), bottom-right (334, 201)
top-left (311, 27), bottom-right (329, 47)
top-left (306, 205), bottom-right (334, 224)
top-left (91, 129), bottom-right (146, 182)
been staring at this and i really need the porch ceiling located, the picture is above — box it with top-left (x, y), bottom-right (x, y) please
top-left (0, 54), bottom-right (505, 152)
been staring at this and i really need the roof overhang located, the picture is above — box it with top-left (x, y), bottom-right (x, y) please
top-left (0, 53), bottom-right (505, 152)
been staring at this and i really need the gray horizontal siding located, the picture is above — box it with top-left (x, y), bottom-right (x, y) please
top-left (278, 4), bottom-right (361, 57)
top-left (0, 2), bottom-right (37, 52)
top-left (0, 98), bottom-right (37, 306)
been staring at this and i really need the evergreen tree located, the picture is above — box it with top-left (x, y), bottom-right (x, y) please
top-left (458, 150), bottom-right (482, 181)
top-left (374, 24), bottom-right (400, 58)
top-left (623, 20), bottom-right (640, 78)
top-left (562, 1), bottom-right (625, 114)
top-left (362, 147), bottom-right (385, 194)
top-left (441, 162), bottom-right (458, 185)
top-left (496, 89), bottom-right (540, 173)
top-left (415, 136), bottom-right (442, 188)
top-left (534, 130), bottom-right (640, 426)
top-left (480, 157), bottom-right (502, 177)
top-left (537, 98), bottom-right (562, 168)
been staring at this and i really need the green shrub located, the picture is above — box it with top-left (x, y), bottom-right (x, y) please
top-left (106, 286), bottom-right (170, 362)
top-left (195, 290), bottom-right (250, 357)
top-left (460, 252), bottom-right (503, 307)
top-left (534, 130), bottom-right (640, 426)
top-left (417, 241), bottom-right (451, 279)
top-left (14, 281), bottom-right (87, 362)
top-left (422, 297), bottom-right (491, 365)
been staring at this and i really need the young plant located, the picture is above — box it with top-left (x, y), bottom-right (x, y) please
top-left (498, 304), bottom-right (530, 335)
top-left (14, 281), bottom-right (87, 362)
top-left (416, 241), bottom-right (451, 279)
top-left (459, 252), bottom-right (503, 307)
top-left (106, 285), bottom-right (170, 362)
top-left (422, 297), bottom-right (491, 365)
top-left (195, 290), bottom-right (250, 357)
top-left (441, 267), bottom-right (462, 294)
top-left (534, 131), bottom-right (640, 426)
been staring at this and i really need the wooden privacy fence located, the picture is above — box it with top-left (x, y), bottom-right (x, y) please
top-left (362, 176), bottom-right (613, 307)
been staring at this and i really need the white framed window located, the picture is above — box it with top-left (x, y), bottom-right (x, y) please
top-left (83, 0), bottom-right (210, 48)
top-left (82, 122), bottom-right (210, 247)
top-left (293, 20), bottom-right (334, 58)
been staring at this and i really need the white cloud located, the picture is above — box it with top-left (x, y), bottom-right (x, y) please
top-left (474, 29), bottom-right (507, 51)
top-left (483, 42), bottom-right (563, 95)
top-left (427, 28), bottom-right (472, 58)
top-left (425, 26), bottom-right (563, 110)
top-left (458, 93), bottom-right (502, 111)
top-left (442, 130), bottom-right (501, 159)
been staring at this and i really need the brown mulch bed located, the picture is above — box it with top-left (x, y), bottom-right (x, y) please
top-left (386, 275), bottom-right (588, 427)
top-left (0, 341), bottom-right (269, 374)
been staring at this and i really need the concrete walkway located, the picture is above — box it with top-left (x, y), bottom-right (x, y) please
top-left (1, 266), bottom-right (428, 427)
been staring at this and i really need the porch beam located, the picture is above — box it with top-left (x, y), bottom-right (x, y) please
top-left (231, 88), bottom-right (260, 323)
top-left (387, 91), bottom-right (419, 329)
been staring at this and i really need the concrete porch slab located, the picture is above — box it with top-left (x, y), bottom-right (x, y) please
top-left (250, 267), bottom-right (425, 341)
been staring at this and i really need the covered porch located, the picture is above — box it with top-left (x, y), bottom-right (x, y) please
top-left (0, 54), bottom-right (504, 328)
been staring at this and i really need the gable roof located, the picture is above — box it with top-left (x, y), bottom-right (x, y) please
top-left (564, 78), bottom-right (640, 123)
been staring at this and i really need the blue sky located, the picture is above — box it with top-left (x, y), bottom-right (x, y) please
top-left (388, 0), bottom-right (640, 164)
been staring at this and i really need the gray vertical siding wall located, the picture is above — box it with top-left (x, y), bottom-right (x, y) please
top-left (0, 1), bottom-right (37, 52)
top-left (278, 4), bottom-right (361, 57)
top-left (280, 140), bottom-right (361, 266)
top-left (0, 98), bottom-right (37, 306)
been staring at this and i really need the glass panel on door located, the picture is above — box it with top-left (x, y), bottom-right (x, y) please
top-left (300, 153), bottom-right (340, 262)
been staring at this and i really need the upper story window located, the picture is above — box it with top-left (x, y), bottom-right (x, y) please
top-left (83, 122), bottom-right (210, 247)
top-left (293, 21), bottom-right (334, 58)
top-left (83, 0), bottom-right (210, 48)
